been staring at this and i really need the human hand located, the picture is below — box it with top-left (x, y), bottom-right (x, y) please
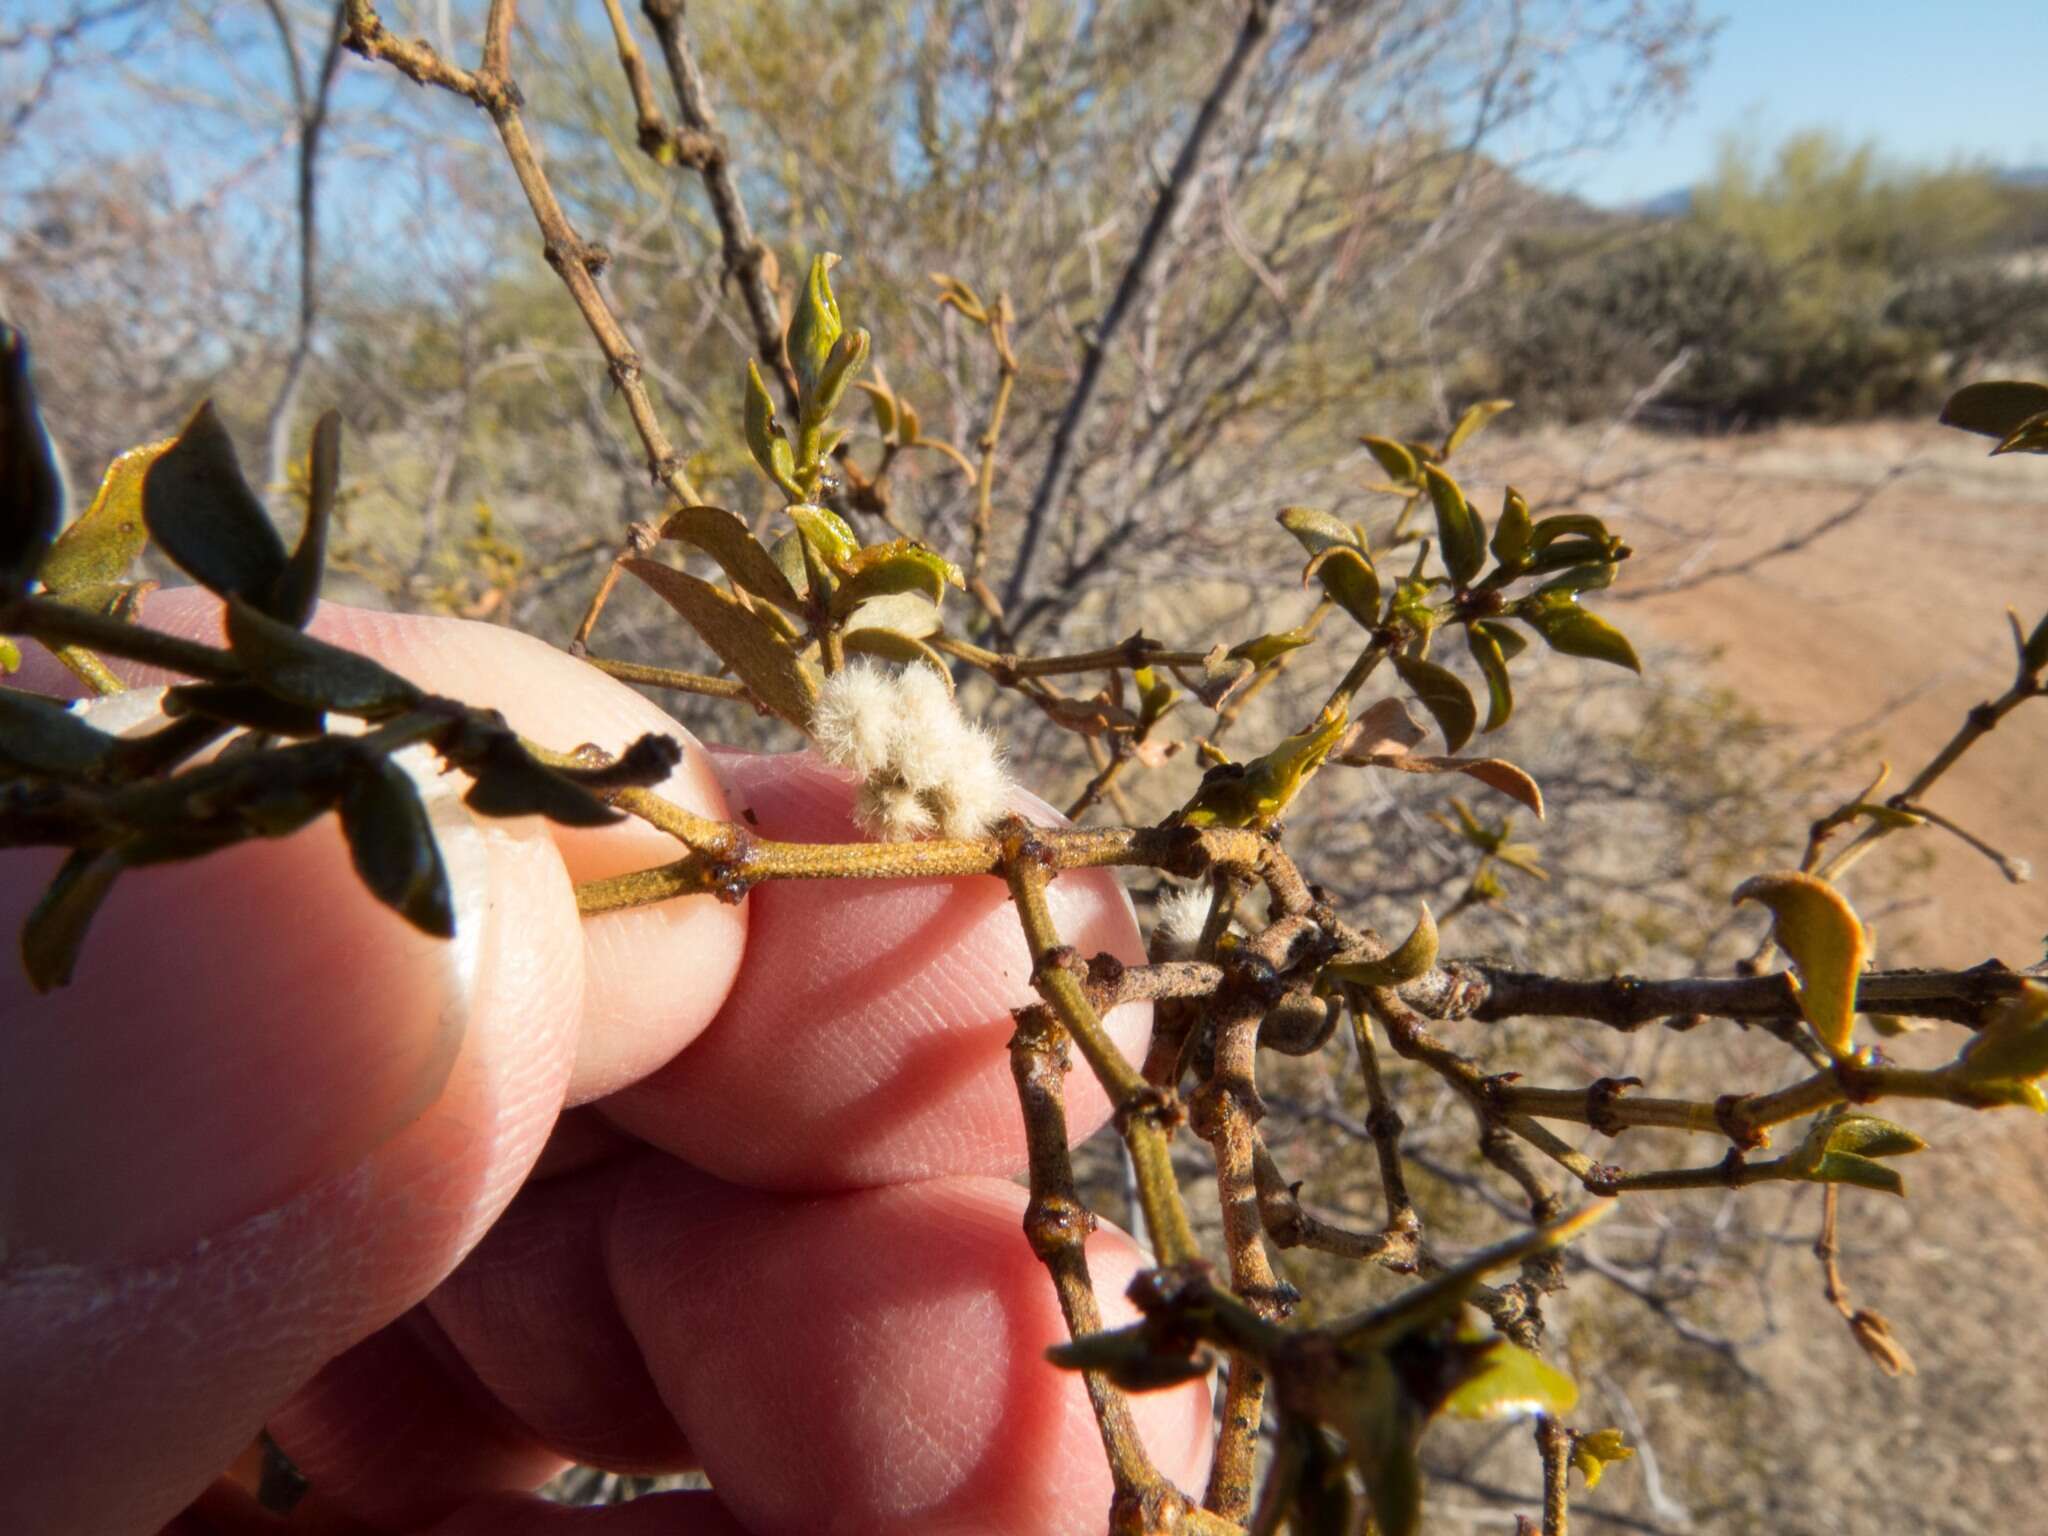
top-left (0, 592), bottom-right (1211, 1535)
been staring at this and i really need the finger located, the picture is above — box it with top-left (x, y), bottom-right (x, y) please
top-left (600, 750), bottom-right (1151, 1187)
top-left (604, 1162), bottom-right (1212, 1536)
top-left (420, 1490), bottom-right (750, 1535)
top-left (13, 586), bottom-right (749, 1101)
top-left (0, 791), bottom-right (582, 1536)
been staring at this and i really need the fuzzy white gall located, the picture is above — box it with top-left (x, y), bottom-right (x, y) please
top-left (812, 659), bottom-right (1013, 840)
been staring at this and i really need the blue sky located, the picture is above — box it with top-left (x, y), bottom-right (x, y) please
top-left (1540, 0), bottom-right (2048, 206)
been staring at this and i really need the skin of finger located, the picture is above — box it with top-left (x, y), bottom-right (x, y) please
top-left (420, 1490), bottom-right (752, 1535)
top-left (264, 1310), bottom-right (571, 1531)
top-left (423, 1160), bottom-right (694, 1475)
top-left (11, 588), bottom-right (747, 1102)
top-left (599, 751), bottom-right (1152, 1188)
top-left (0, 800), bottom-right (584, 1536)
top-left (605, 1162), bottom-right (1212, 1536)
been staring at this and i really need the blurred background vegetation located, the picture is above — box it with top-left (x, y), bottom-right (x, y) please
top-left (6, 2), bottom-right (2047, 1532)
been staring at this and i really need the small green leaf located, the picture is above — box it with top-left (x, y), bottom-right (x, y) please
top-left (1277, 505), bottom-right (1363, 556)
top-left (340, 758), bottom-right (455, 936)
top-left (660, 504), bottom-right (803, 612)
top-left (1518, 593), bottom-right (1641, 674)
top-left (1421, 465), bottom-right (1486, 587)
top-left (809, 325), bottom-right (870, 429)
top-left (1733, 872), bottom-right (1867, 1058)
top-left (1527, 513), bottom-right (1613, 551)
top-left (1940, 380), bottom-right (2048, 443)
top-left (163, 682), bottom-right (327, 737)
top-left (1442, 399), bottom-right (1512, 459)
top-left (1360, 435), bottom-right (1420, 486)
top-left (461, 738), bottom-right (620, 827)
top-left (1302, 545), bottom-right (1382, 627)
top-left (226, 598), bottom-right (423, 716)
top-left (1440, 1339), bottom-right (1578, 1421)
top-left (787, 252), bottom-right (844, 410)
top-left (1958, 982), bottom-right (2048, 1083)
top-left (0, 638), bottom-right (19, 673)
top-left (841, 626), bottom-right (953, 684)
top-left (624, 558), bottom-right (820, 729)
top-left (1391, 651), bottom-right (1477, 753)
top-left (1466, 622), bottom-right (1515, 732)
top-left (1824, 1113), bottom-right (1927, 1161)
top-left (830, 541), bottom-right (961, 618)
top-left (1045, 1322), bottom-right (1213, 1392)
top-left (1534, 560), bottom-right (1617, 598)
top-left (743, 359), bottom-right (804, 501)
top-left (1133, 664), bottom-right (1177, 723)
top-left (21, 848), bottom-right (123, 991)
top-left (1809, 1151), bottom-right (1906, 1197)
top-left (40, 437), bottom-right (173, 595)
top-left (1229, 629), bottom-right (1315, 668)
top-left (1327, 902), bottom-right (1438, 987)
top-left (855, 378), bottom-right (898, 439)
top-left (1571, 1429), bottom-right (1634, 1491)
top-left (786, 503), bottom-right (861, 570)
top-left (270, 410), bottom-right (342, 627)
top-left (1993, 409), bottom-right (2048, 456)
top-left (0, 688), bottom-right (121, 776)
top-left (1490, 487), bottom-right (1532, 571)
top-left (142, 402), bottom-right (289, 608)
top-left (1179, 706), bottom-right (1347, 829)
top-left (2, 324), bottom-right (65, 601)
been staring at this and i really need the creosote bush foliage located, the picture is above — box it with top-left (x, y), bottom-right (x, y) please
top-left (6, 4), bottom-right (2048, 1534)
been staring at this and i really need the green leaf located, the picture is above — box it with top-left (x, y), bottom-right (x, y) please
top-left (40, 437), bottom-right (172, 595)
top-left (1392, 651), bottom-right (1477, 753)
top-left (1466, 622), bottom-right (1515, 732)
top-left (1572, 1429), bottom-right (1635, 1491)
top-left (143, 402), bottom-right (290, 609)
top-left (2022, 610), bottom-right (2048, 675)
top-left (0, 638), bottom-right (19, 673)
top-left (786, 503), bottom-right (861, 570)
top-left (1360, 435), bottom-right (1420, 486)
top-left (1733, 872), bottom-right (1867, 1058)
top-left (830, 541), bottom-right (961, 618)
top-left (1823, 1113), bottom-right (1927, 1161)
top-left (1940, 380), bottom-right (2048, 443)
top-left (1992, 409), bottom-right (2048, 456)
top-left (461, 738), bottom-right (620, 827)
top-left (1534, 559), bottom-right (1617, 597)
top-left (839, 589), bottom-right (942, 639)
top-left (623, 558), bottom-right (821, 729)
top-left (225, 598), bottom-right (423, 716)
top-left (810, 325), bottom-right (870, 429)
top-left (787, 252), bottom-right (844, 410)
top-left (660, 504), bottom-right (803, 612)
top-left (841, 626), bottom-right (953, 683)
top-left (1, 323), bottom-right (64, 601)
top-left (1958, 982), bottom-right (2048, 1083)
top-left (1442, 399), bottom-right (1512, 459)
top-left (0, 688), bottom-right (121, 776)
top-left (1229, 629), bottom-right (1315, 668)
top-left (1527, 513), bottom-right (1613, 551)
top-left (1302, 545), bottom-right (1382, 627)
top-left (270, 410), bottom-right (341, 627)
top-left (1421, 465), bottom-right (1486, 587)
top-left (1133, 664), bottom-right (1177, 723)
top-left (21, 848), bottom-right (123, 992)
top-left (1518, 593), bottom-right (1641, 674)
top-left (1179, 706), bottom-right (1347, 829)
top-left (1490, 487), bottom-right (1532, 571)
top-left (340, 758), bottom-right (455, 937)
top-left (743, 359), bottom-right (803, 500)
top-left (1277, 505), bottom-right (1363, 556)
top-left (1327, 902), bottom-right (1437, 987)
top-left (1808, 1151), bottom-right (1906, 1197)
top-left (162, 682), bottom-right (325, 737)
top-left (1441, 1339), bottom-right (1578, 1421)
top-left (855, 378), bottom-right (897, 439)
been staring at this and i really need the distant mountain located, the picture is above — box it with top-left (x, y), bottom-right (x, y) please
top-left (1622, 165), bottom-right (2048, 222)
